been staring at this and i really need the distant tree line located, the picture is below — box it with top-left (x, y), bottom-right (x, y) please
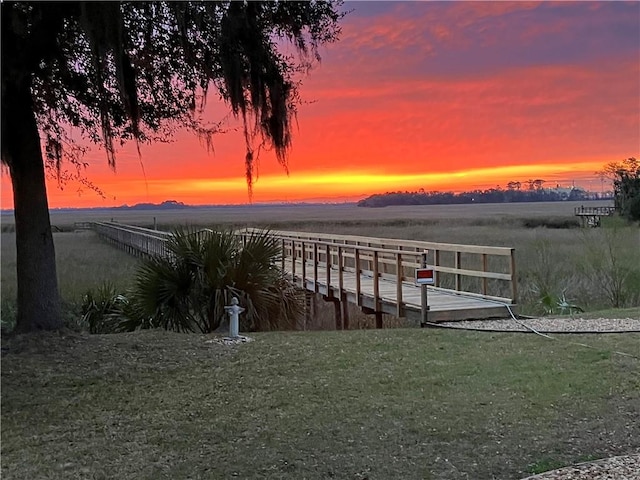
top-left (357, 181), bottom-right (592, 208)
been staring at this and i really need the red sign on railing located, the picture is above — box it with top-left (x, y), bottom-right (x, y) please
top-left (415, 268), bottom-right (435, 285)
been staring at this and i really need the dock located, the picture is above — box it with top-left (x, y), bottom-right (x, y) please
top-left (93, 222), bottom-right (517, 327)
top-left (574, 205), bottom-right (617, 227)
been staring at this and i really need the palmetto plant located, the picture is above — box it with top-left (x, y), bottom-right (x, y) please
top-left (126, 228), bottom-right (303, 333)
top-left (556, 292), bottom-right (583, 316)
top-left (81, 282), bottom-right (130, 334)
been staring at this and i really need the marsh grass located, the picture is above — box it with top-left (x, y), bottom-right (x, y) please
top-left (2, 328), bottom-right (638, 479)
top-left (0, 200), bottom-right (614, 231)
top-left (1, 231), bottom-right (138, 301)
top-left (1, 231), bottom-right (140, 330)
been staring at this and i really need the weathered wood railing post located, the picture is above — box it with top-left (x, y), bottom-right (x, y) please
top-left (313, 243), bottom-right (319, 293)
top-left (337, 245), bottom-right (344, 299)
top-left (454, 251), bottom-right (462, 292)
top-left (373, 250), bottom-right (380, 312)
top-left (333, 299), bottom-right (342, 330)
top-left (481, 253), bottom-right (488, 296)
top-left (301, 241), bottom-right (306, 289)
top-left (355, 248), bottom-right (361, 306)
top-left (510, 248), bottom-right (517, 304)
top-left (337, 245), bottom-right (349, 329)
top-left (434, 249), bottom-right (441, 288)
top-left (291, 240), bottom-right (296, 279)
top-left (396, 252), bottom-right (403, 318)
top-left (342, 299), bottom-right (350, 330)
top-left (420, 251), bottom-right (429, 327)
top-left (325, 244), bottom-right (331, 293)
top-left (281, 238), bottom-right (286, 272)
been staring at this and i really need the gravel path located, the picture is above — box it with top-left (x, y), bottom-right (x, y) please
top-left (438, 317), bottom-right (640, 333)
top-left (520, 453), bottom-right (640, 480)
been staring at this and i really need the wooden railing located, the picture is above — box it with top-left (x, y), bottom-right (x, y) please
top-left (240, 229), bottom-right (517, 305)
top-left (93, 222), bottom-right (171, 258)
top-left (93, 222), bottom-right (517, 312)
top-left (574, 206), bottom-right (617, 216)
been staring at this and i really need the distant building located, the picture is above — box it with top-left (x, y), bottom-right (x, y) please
top-left (545, 186), bottom-right (587, 200)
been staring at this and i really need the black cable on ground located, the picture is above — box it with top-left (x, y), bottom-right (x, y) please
top-left (421, 289), bottom-right (639, 359)
top-left (501, 302), bottom-right (639, 359)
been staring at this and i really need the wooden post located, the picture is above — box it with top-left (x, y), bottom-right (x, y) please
top-left (304, 292), bottom-right (312, 330)
top-left (281, 239), bottom-right (286, 272)
top-left (355, 248), bottom-right (361, 306)
top-left (337, 245), bottom-right (343, 298)
top-left (326, 244), bottom-right (331, 294)
top-left (421, 251), bottom-right (429, 327)
top-left (434, 249), bottom-right (441, 287)
top-left (482, 253), bottom-right (488, 296)
top-left (396, 252), bottom-right (403, 318)
top-left (313, 243), bottom-right (319, 293)
top-left (312, 293), bottom-right (318, 326)
top-left (291, 240), bottom-right (296, 278)
top-left (375, 311), bottom-right (383, 329)
top-left (333, 299), bottom-right (342, 330)
top-left (373, 250), bottom-right (379, 311)
top-left (510, 248), bottom-right (517, 304)
top-left (342, 298), bottom-right (350, 330)
top-left (455, 251), bottom-right (462, 292)
top-left (301, 241), bottom-right (306, 290)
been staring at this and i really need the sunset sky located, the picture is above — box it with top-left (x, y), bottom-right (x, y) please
top-left (2, 1), bottom-right (639, 209)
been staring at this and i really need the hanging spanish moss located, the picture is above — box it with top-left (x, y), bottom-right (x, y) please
top-left (7, 1), bottom-right (342, 195)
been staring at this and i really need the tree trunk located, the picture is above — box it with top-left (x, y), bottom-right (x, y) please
top-left (5, 79), bottom-right (62, 332)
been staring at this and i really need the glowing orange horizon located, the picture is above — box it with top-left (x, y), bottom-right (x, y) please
top-left (1, 160), bottom-right (611, 210)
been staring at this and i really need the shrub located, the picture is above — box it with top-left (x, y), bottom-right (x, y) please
top-left (577, 227), bottom-right (640, 308)
top-left (521, 218), bottom-right (580, 229)
top-left (521, 238), bottom-right (572, 315)
top-left (80, 282), bottom-right (129, 334)
top-left (125, 228), bottom-right (303, 333)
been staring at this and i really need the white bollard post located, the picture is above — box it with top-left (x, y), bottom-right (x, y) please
top-left (224, 297), bottom-right (245, 338)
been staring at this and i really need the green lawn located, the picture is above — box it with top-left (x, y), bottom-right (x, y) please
top-left (2, 328), bottom-right (638, 479)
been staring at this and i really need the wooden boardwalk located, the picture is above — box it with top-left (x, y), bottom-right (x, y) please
top-left (93, 222), bottom-right (516, 325)
top-left (285, 257), bottom-right (510, 323)
top-left (271, 229), bottom-right (515, 324)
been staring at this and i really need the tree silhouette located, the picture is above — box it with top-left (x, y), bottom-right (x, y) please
top-left (1, 1), bottom-right (342, 332)
top-left (598, 157), bottom-right (640, 221)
